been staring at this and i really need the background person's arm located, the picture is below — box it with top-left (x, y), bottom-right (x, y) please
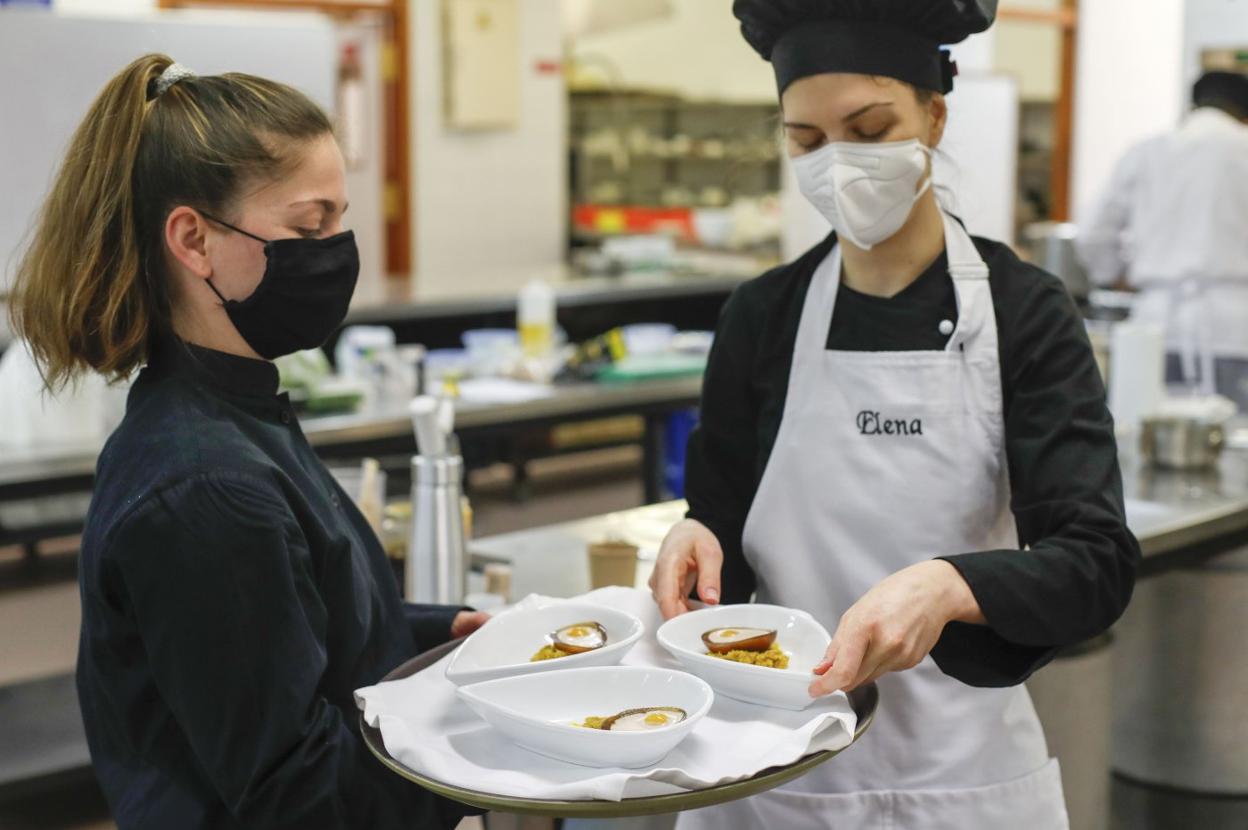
top-left (1076, 145), bottom-right (1143, 289)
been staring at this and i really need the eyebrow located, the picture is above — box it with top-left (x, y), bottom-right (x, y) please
top-left (782, 101), bottom-right (895, 131)
top-left (840, 102), bottom-right (893, 123)
top-left (290, 198), bottom-right (349, 214)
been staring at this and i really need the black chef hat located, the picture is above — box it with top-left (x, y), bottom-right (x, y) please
top-left (733, 0), bottom-right (998, 95)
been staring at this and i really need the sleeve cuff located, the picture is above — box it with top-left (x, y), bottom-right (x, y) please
top-left (933, 553), bottom-right (1058, 686)
top-left (403, 603), bottom-right (470, 653)
top-left (930, 621), bottom-right (1057, 687)
top-left (937, 550), bottom-right (1037, 644)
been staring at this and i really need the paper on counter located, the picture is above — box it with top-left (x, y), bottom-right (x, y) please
top-left (355, 586), bottom-right (857, 802)
top-left (455, 378), bottom-right (555, 405)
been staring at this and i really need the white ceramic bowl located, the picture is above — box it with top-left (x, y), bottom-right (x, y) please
top-left (457, 666), bottom-right (713, 768)
top-left (444, 602), bottom-right (644, 686)
top-left (656, 604), bottom-right (832, 710)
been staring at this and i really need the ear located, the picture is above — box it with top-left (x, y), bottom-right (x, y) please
top-left (926, 93), bottom-right (949, 149)
top-left (164, 206), bottom-right (214, 280)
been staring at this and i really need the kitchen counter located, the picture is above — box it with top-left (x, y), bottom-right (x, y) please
top-left (0, 376), bottom-right (703, 499)
top-left (344, 256), bottom-right (764, 326)
top-left (1119, 445), bottom-right (1248, 572)
top-left (470, 448), bottom-right (1248, 600)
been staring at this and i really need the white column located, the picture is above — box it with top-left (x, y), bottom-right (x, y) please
top-left (409, 0), bottom-right (567, 292)
top-left (1070, 0), bottom-right (1186, 222)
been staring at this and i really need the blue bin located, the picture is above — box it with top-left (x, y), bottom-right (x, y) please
top-left (663, 408), bottom-right (699, 499)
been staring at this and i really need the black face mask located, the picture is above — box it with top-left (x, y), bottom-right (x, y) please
top-left (201, 213), bottom-right (359, 360)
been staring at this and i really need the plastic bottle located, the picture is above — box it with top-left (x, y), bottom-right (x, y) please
top-left (518, 279), bottom-right (556, 358)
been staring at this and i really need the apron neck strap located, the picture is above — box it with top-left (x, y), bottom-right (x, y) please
top-left (943, 212), bottom-right (990, 282)
top-left (795, 213), bottom-right (995, 359)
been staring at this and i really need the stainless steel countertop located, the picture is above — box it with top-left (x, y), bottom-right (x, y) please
top-left (470, 448), bottom-right (1248, 600)
top-left (343, 262), bottom-right (759, 326)
top-left (300, 376), bottom-right (702, 446)
top-left (1120, 447), bottom-right (1248, 559)
top-left (0, 376), bottom-right (703, 492)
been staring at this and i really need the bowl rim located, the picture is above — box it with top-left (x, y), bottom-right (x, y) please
top-left (457, 665), bottom-right (715, 737)
top-left (656, 604), bottom-right (831, 681)
top-left (446, 603), bottom-right (646, 680)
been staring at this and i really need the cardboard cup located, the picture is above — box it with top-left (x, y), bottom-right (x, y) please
top-left (588, 541), bottom-right (640, 589)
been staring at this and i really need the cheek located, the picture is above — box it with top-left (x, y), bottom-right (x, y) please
top-left (212, 244), bottom-right (268, 298)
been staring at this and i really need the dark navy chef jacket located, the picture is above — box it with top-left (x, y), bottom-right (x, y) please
top-left (77, 337), bottom-right (473, 829)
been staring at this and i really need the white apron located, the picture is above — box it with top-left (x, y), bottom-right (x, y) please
top-left (677, 213), bottom-right (1068, 830)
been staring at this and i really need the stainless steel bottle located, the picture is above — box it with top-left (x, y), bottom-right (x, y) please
top-left (408, 454), bottom-right (466, 605)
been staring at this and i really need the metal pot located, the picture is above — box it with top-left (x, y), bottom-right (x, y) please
top-left (1139, 417), bottom-right (1225, 469)
top-left (1022, 222), bottom-right (1090, 302)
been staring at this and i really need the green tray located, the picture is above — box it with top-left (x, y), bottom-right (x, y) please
top-left (360, 639), bottom-right (879, 818)
top-left (595, 354), bottom-right (708, 385)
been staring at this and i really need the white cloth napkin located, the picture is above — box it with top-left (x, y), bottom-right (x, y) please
top-left (354, 586), bottom-right (857, 802)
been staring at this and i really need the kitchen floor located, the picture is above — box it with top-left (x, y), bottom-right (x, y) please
top-left (1, 449), bottom-right (1244, 830)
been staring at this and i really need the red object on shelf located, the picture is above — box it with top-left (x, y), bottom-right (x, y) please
top-left (573, 204), bottom-right (696, 240)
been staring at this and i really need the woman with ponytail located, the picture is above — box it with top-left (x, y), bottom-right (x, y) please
top-left (11, 55), bottom-right (487, 829)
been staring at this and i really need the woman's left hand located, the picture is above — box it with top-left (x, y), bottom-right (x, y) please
top-left (450, 610), bottom-right (492, 639)
top-left (808, 560), bottom-right (984, 697)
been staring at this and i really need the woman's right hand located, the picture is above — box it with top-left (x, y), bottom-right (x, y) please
top-left (648, 519), bottom-right (723, 620)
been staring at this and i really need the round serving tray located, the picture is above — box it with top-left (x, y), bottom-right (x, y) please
top-left (361, 638), bottom-right (879, 818)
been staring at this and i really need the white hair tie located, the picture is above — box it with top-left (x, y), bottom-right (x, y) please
top-left (154, 62), bottom-right (196, 97)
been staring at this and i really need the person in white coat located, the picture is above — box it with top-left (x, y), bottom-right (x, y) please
top-left (648, 2), bottom-right (1139, 828)
top-left (1078, 71), bottom-right (1248, 408)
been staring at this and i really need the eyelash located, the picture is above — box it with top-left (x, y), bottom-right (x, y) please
top-left (793, 125), bottom-right (888, 150)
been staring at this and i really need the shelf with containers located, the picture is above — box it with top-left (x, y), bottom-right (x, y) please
top-left (569, 90), bottom-right (782, 254)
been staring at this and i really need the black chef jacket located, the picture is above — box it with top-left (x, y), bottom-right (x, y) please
top-left (686, 231), bottom-right (1140, 687)
top-left (77, 338), bottom-right (473, 829)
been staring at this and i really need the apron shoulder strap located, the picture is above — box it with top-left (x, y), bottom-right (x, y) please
top-left (941, 213), bottom-right (997, 353)
top-left (943, 213), bottom-right (990, 282)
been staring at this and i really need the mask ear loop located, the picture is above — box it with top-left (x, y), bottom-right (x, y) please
top-left (915, 143), bottom-right (935, 203)
top-left (205, 277), bottom-right (229, 305)
top-left (199, 210), bottom-right (270, 244)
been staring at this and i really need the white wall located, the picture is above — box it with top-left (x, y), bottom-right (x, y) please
top-left (0, 8), bottom-right (350, 291)
top-left (1185, 0), bottom-right (1248, 82)
top-left (409, 0), bottom-right (566, 295)
top-left (54, 0), bottom-right (156, 12)
top-left (9, 2), bottom-right (386, 293)
top-left (566, 0), bottom-right (774, 102)
top-left (1071, 0), bottom-right (1186, 221)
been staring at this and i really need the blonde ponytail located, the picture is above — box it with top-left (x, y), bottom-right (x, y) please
top-left (11, 54), bottom-right (170, 389)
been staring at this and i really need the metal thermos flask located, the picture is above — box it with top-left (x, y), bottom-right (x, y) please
top-left (407, 454), bottom-right (466, 604)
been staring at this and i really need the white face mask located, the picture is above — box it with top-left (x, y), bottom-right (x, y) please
top-left (791, 138), bottom-right (933, 250)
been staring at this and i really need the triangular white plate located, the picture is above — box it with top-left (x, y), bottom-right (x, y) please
top-left (445, 597), bottom-right (644, 686)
